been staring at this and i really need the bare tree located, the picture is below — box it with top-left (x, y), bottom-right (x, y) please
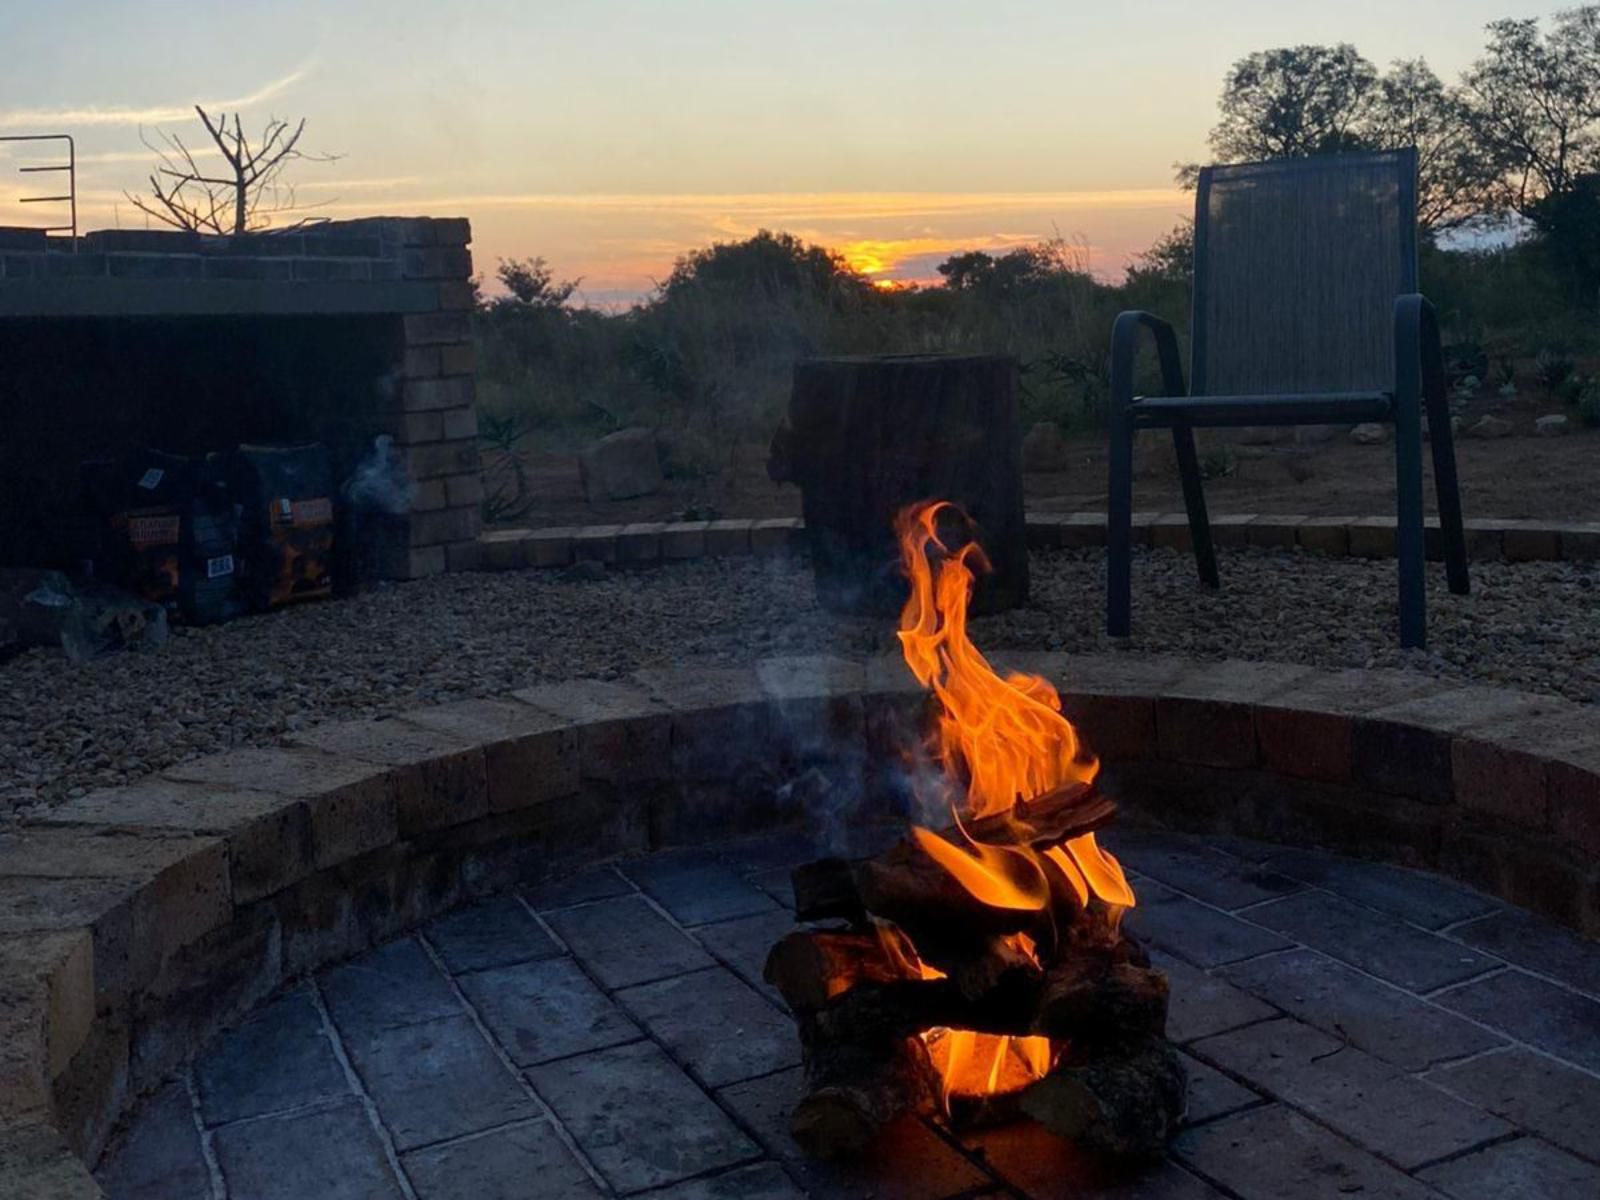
top-left (125, 105), bottom-right (337, 235)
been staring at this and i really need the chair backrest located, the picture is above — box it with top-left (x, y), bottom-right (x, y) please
top-left (1191, 149), bottom-right (1418, 396)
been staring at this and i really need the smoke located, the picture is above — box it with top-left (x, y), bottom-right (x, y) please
top-left (342, 435), bottom-right (416, 515)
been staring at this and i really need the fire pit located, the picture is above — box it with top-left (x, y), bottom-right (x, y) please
top-left (765, 501), bottom-right (1185, 1163)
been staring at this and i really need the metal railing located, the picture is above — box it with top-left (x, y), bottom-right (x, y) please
top-left (1, 133), bottom-right (76, 248)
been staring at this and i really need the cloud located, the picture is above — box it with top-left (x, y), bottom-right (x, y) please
top-left (0, 62), bottom-right (313, 130)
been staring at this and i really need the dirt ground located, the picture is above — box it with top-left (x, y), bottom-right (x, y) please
top-left (501, 416), bottom-right (1600, 529)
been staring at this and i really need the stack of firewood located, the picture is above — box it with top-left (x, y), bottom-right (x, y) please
top-left (763, 783), bottom-right (1186, 1160)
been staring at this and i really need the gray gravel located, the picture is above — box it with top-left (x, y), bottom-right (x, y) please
top-left (4, 546), bottom-right (1598, 818)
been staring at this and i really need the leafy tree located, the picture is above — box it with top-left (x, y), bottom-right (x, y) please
top-left (491, 257), bottom-right (579, 309)
top-left (1460, 8), bottom-right (1600, 219)
top-left (1208, 45), bottom-right (1378, 163)
top-left (658, 229), bottom-right (866, 305)
top-left (1366, 59), bottom-right (1497, 233)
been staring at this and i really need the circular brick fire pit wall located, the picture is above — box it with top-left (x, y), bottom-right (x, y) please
top-left (3, 653), bottom-right (1598, 1195)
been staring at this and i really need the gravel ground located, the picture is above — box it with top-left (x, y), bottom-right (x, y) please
top-left (5, 546), bottom-right (1599, 818)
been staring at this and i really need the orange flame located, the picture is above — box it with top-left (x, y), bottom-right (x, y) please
top-left (892, 499), bottom-right (1136, 1102)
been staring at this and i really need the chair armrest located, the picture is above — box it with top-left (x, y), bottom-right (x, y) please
top-left (1393, 294), bottom-right (1444, 400)
top-left (1110, 310), bottom-right (1186, 409)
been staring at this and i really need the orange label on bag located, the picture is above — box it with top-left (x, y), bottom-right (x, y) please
top-left (268, 497), bottom-right (334, 528)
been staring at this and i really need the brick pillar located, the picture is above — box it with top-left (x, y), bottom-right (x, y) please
top-left (374, 217), bottom-right (484, 579)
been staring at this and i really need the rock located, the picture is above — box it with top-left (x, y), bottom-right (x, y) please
top-left (1022, 422), bottom-right (1072, 472)
top-left (1350, 423), bottom-right (1389, 445)
top-left (1536, 414), bottom-right (1571, 437)
top-left (1469, 415), bottom-right (1514, 439)
top-left (579, 427), bottom-right (663, 501)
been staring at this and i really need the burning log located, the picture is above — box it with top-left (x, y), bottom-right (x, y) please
top-left (790, 1035), bottom-right (939, 1160)
top-left (1020, 1037), bottom-right (1189, 1159)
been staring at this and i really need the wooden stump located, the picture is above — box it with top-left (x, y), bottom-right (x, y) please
top-left (770, 354), bottom-right (1028, 615)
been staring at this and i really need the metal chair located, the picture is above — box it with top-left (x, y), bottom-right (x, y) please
top-left (1107, 148), bottom-right (1468, 648)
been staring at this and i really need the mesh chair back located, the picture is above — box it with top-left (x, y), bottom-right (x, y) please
top-left (1192, 149), bottom-right (1418, 396)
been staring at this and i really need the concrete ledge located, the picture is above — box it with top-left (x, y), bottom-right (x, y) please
top-left (463, 512), bottom-right (1600, 573)
top-left (4, 654), bottom-right (1599, 1194)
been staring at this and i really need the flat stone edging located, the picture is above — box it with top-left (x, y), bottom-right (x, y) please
top-left (3, 653), bottom-right (1599, 1195)
top-left (460, 512), bottom-right (1600, 572)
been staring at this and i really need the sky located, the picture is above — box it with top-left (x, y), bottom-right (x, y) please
top-left (0, 0), bottom-right (1571, 305)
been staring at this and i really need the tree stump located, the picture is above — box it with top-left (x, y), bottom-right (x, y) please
top-left (770, 354), bottom-right (1028, 615)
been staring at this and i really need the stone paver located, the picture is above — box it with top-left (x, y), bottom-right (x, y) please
top-left (1262, 847), bottom-right (1499, 930)
top-left (718, 1066), bottom-right (992, 1200)
top-left (342, 1014), bottom-right (538, 1150)
top-left (1418, 1136), bottom-right (1600, 1199)
top-left (622, 848), bottom-right (780, 926)
top-left (319, 937), bottom-right (463, 1036)
top-left (1175, 1104), bottom-right (1438, 1199)
top-left (1125, 880), bottom-right (1295, 967)
top-left (616, 965), bottom-right (799, 1087)
top-left (528, 1039), bottom-right (760, 1194)
top-left (749, 866), bottom-right (796, 909)
top-left (1108, 830), bottom-right (1302, 910)
top-left (95, 828), bottom-right (1600, 1200)
top-left (459, 955), bottom-right (639, 1066)
top-left (210, 1099), bottom-right (403, 1200)
top-left (546, 894), bottom-right (714, 989)
top-left (422, 895), bottom-right (561, 974)
top-left (1219, 949), bottom-right (1505, 1071)
top-left (1434, 969), bottom-right (1600, 1073)
top-left (648, 1161), bottom-right (806, 1199)
top-left (194, 986), bottom-right (349, 1126)
top-left (1190, 1018), bottom-right (1510, 1169)
top-left (1151, 949), bottom-right (1277, 1044)
top-left (1242, 890), bottom-right (1498, 993)
top-left (1427, 1046), bottom-right (1600, 1161)
top-left (1449, 908), bottom-right (1600, 996)
top-left (93, 1081), bottom-right (210, 1200)
top-left (400, 1120), bottom-right (604, 1200)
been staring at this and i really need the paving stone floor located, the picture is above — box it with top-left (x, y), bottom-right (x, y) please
top-left (95, 828), bottom-right (1600, 1199)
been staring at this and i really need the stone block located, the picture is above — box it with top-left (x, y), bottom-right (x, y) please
top-left (1025, 514), bottom-right (1063, 550)
top-left (0, 1113), bottom-right (102, 1199)
top-left (1208, 513), bottom-right (1256, 549)
top-left (203, 256), bottom-right (293, 281)
top-left (616, 966), bottom-right (798, 1087)
top-left (0, 931), bottom-right (95, 1114)
top-left (1435, 967), bottom-right (1600, 1073)
top-left (1428, 1046), bottom-right (1600, 1163)
top-left (1156, 696), bottom-right (1257, 769)
top-left (337, 843), bottom-right (464, 949)
top-left (1503, 519), bottom-right (1561, 561)
top-left (1149, 949), bottom-right (1275, 1044)
top-left (1265, 846), bottom-right (1495, 931)
top-left (272, 869), bottom-right (361, 977)
top-left (1150, 513), bottom-right (1193, 552)
top-left (1347, 516), bottom-right (1397, 557)
top-left (1354, 686), bottom-right (1548, 804)
top-left (401, 1117), bottom-right (604, 1200)
top-left (1451, 704), bottom-right (1599, 831)
top-left (376, 543), bottom-right (448, 580)
top-left (1462, 518), bottom-right (1506, 560)
top-left (459, 955), bottom-right (637, 1066)
top-left (1108, 828), bottom-right (1301, 910)
top-left (570, 525), bottom-right (621, 564)
top-left (401, 375), bottom-right (475, 412)
top-left (436, 280), bottom-right (475, 310)
top-left (513, 678), bottom-right (672, 786)
top-left (0, 829), bottom-right (230, 991)
top-left (211, 1098), bottom-right (404, 1198)
top-left (751, 516), bottom-right (802, 555)
top-left (402, 697), bottom-right (580, 814)
top-left (289, 719), bottom-right (489, 837)
top-left (703, 519), bottom-right (753, 556)
top-left (441, 406), bottom-right (479, 441)
top-left (404, 438), bottom-right (480, 480)
top-left (403, 310), bottom-right (471, 346)
top-left (412, 477), bottom-right (450, 512)
top-left (1245, 514), bottom-right (1307, 549)
top-left (1123, 880), bottom-right (1293, 967)
top-left (408, 504), bottom-right (480, 548)
top-left (477, 529), bottom-right (531, 571)
top-left (1556, 521), bottom-right (1600, 560)
top-left (622, 849), bottom-right (778, 927)
top-left (164, 746), bottom-right (396, 871)
top-left (194, 987), bottom-right (350, 1126)
top-left (107, 254), bottom-right (202, 279)
top-left (1295, 515), bottom-right (1353, 555)
top-left (399, 410), bottom-right (445, 444)
top-left (40, 778), bottom-right (311, 907)
top-left (430, 217), bottom-right (472, 246)
top-left (526, 527), bottom-right (577, 567)
top-left (545, 895), bottom-right (713, 990)
top-left (439, 341), bottom-right (476, 374)
top-left (661, 520), bottom-right (709, 559)
top-left (401, 245), bottom-right (473, 280)
top-left (1549, 749), bottom-right (1600, 858)
top-left (443, 472), bottom-right (484, 508)
top-left (402, 345), bottom-right (442, 377)
top-left (444, 539), bottom-right (483, 572)
top-left (617, 522), bottom-right (665, 564)
top-left (91, 1078), bottom-right (208, 1199)
top-left (423, 895), bottom-right (560, 974)
top-left (1054, 511), bottom-right (1107, 549)
top-left (290, 257), bottom-right (371, 281)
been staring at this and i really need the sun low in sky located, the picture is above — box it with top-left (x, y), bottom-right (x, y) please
top-left (0, 0), bottom-right (1567, 304)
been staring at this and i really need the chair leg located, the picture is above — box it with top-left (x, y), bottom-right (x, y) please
top-left (1171, 423), bottom-right (1219, 588)
top-left (1425, 375), bottom-right (1470, 596)
top-left (1107, 409), bottom-right (1135, 637)
top-left (1395, 392), bottom-right (1426, 650)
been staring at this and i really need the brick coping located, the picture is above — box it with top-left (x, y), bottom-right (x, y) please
top-left (462, 512), bottom-right (1600, 572)
top-left (3, 653), bottom-right (1598, 1194)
